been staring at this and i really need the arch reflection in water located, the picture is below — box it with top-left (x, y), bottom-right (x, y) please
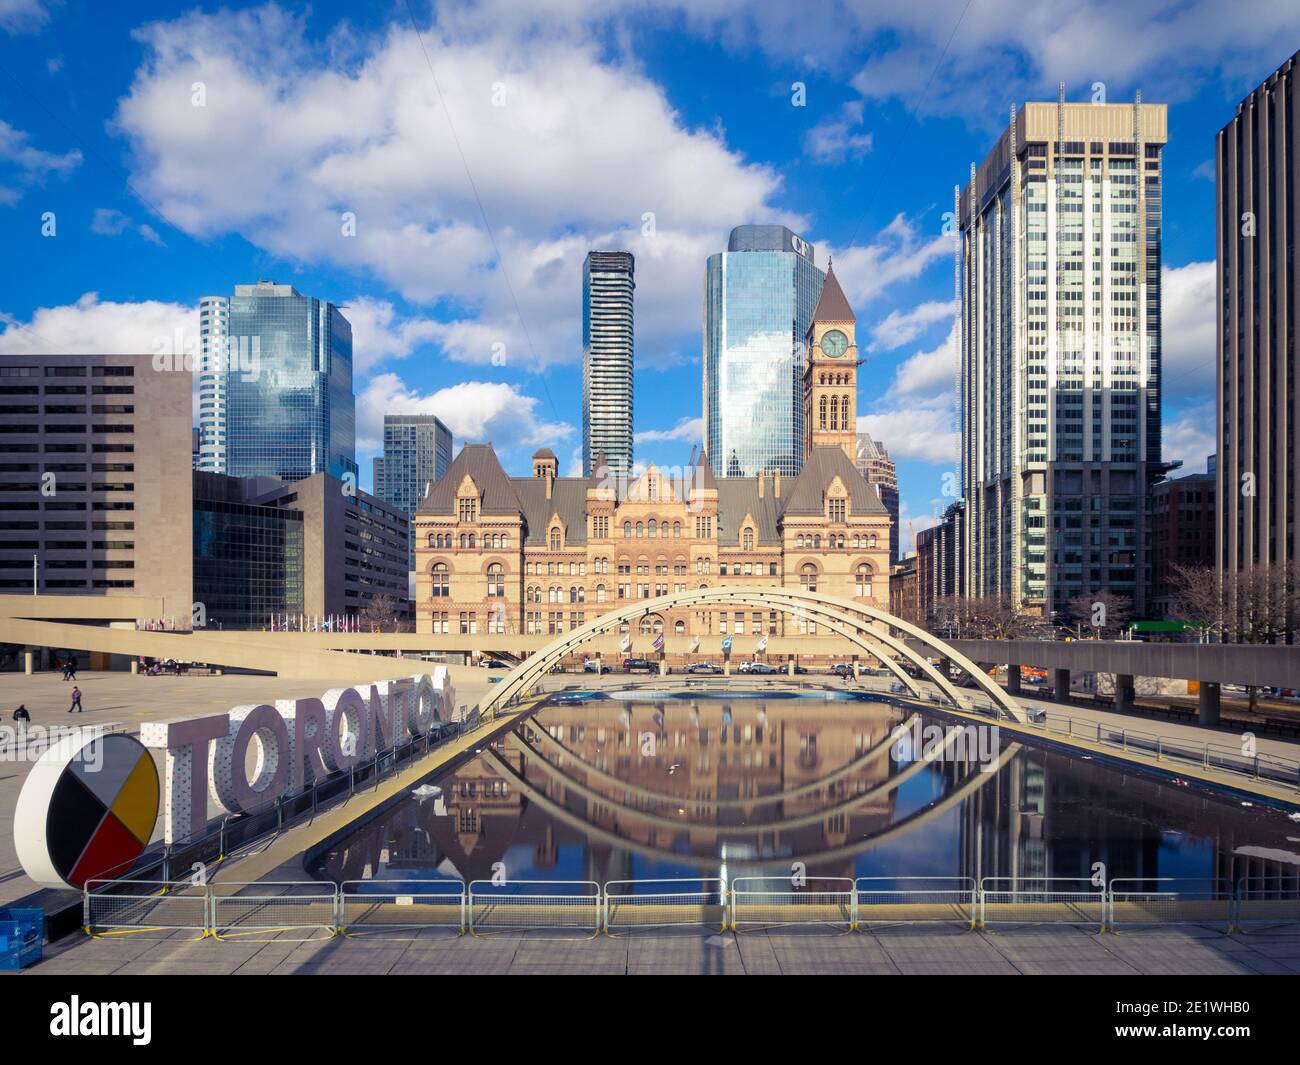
top-left (315, 695), bottom-right (1300, 893)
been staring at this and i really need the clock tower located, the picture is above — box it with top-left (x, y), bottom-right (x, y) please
top-left (803, 260), bottom-right (859, 461)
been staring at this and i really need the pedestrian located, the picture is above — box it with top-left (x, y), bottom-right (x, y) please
top-left (13, 704), bottom-right (30, 737)
top-left (68, 686), bottom-right (83, 713)
top-left (65, 661), bottom-right (77, 681)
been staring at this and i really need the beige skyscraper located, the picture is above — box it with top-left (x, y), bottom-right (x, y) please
top-left (959, 95), bottom-right (1168, 618)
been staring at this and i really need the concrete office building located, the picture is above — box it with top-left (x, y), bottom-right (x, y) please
top-left (196, 282), bottom-right (357, 482)
top-left (373, 413), bottom-right (453, 569)
top-left (855, 432), bottom-right (900, 565)
top-left (704, 225), bottom-right (825, 478)
top-left (0, 353), bottom-right (193, 620)
top-left (959, 97), bottom-right (1168, 617)
top-left (582, 251), bottom-right (635, 478)
top-left (1150, 467), bottom-right (1216, 618)
top-left (1216, 51), bottom-right (1300, 584)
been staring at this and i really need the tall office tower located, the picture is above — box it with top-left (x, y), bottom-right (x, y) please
top-left (196, 295), bottom-right (229, 472)
top-left (197, 281), bottom-right (356, 482)
top-left (582, 251), bottom-right (635, 478)
top-left (704, 225), bottom-right (825, 478)
top-left (373, 413), bottom-right (453, 568)
top-left (1216, 52), bottom-right (1300, 585)
top-left (855, 432), bottom-right (900, 565)
top-left (959, 97), bottom-right (1167, 617)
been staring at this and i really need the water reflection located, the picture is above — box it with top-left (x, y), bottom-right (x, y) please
top-left (315, 696), bottom-right (1300, 890)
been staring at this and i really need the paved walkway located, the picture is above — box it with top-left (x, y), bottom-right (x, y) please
top-left (25, 923), bottom-right (1300, 976)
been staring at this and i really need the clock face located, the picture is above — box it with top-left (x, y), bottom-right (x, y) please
top-left (821, 329), bottom-right (849, 358)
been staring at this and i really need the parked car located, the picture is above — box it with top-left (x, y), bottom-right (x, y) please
top-left (789, 663), bottom-right (808, 674)
top-left (686, 661), bottom-right (722, 674)
top-left (746, 662), bottom-right (778, 675)
top-left (479, 658), bottom-right (508, 669)
top-left (734, 661), bottom-right (752, 674)
top-left (829, 663), bottom-right (855, 679)
top-left (622, 657), bottom-right (655, 673)
top-left (582, 659), bottom-right (611, 674)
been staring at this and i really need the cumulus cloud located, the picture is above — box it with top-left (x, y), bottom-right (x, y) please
top-left (870, 299), bottom-right (953, 351)
top-left (0, 0), bottom-right (48, 35)
top-left (90, 206), bottom-right (167, 245)
top-left (804, 101), bottom-right (873, 165)
top-left (1163, 402), bottom-right (1216, 475)
top-left (635, 415), bottom-right (703, 445)
top-left (829, 215), bottom-right (952, 309)
top-left (1161, 260), bottom-right (1215, 399)
top-left (0, 292), bottom-right (194, 354)
top-left (0, 118), bottom-right (80, 205)
top-left (858, 406), bottom-right (958, 465)
top-left (356, 371), bottom-right (572, 455)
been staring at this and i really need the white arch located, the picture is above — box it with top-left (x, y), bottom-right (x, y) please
top-left (481, 585), bottom-right (1024, 722)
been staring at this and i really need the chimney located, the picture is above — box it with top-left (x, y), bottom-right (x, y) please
top-left (757, 470), bottom-right (765, 498)
top-left (546, 472), bottom-right (553, 500)
top-left (773, 470), bottom-right (781, 498)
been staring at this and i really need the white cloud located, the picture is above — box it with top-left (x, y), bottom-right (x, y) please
top-left (870, 299), bottom-right (953, 350)
top-left (341, 296), bottom-right (444, 375)
top-left (829, 215), bottom-right (952, 308)
top-left (1161, 260), bottom-right (1215, 398)
top-left (635, 415), bottom-right (703, 445)
top-left (858, 406), bottom-right (958, 465)
top-left (113, 5), bottom-right (792, 371)
top-left (1192, 159), bottom-right (1215, 181)
top-left (0, 0), bottom-right (48, 35)
top-left (804, 100), bottom-right (873, 165)
top-left (0, 292), bottom-right (194, 354)
top-left (356, 371), bottom-right (572, 454)
top-left (0, 118), bottom-right (80, 204)
top-left (91, 208), bottom-right (132, 236)
top-left (1163, 402), bottom-right (1216, 474)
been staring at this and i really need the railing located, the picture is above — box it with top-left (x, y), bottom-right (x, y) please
top-left (80, 876), bottom-right (1300, 937)
top-left (912, 688), bottom-right (1300, 791)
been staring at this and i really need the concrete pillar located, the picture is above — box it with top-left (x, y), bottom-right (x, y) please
top-left (723, 660), bottom-right (731, 677)
top-left (787, 660), bottom-right (795, 676)
top-left (130, 658), bottom-right (139, 675)
top-left (24, 649), bottom-right (34, 675)
top-left (1054, 668), bottom-right (1071, 701)
top-left (1115, 674), bottom-right (1136, 712)
top-left (1007, 664), bottom-right (1021, 695)
top-left (1198, 682), bottom-right (1221, 727)
top-left (658, 658), bottom-right (668, 676)
top-left (852, 661), bottom-right (861, 680)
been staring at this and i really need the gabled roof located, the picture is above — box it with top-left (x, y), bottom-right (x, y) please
top-left (780, 446), bottom-right (886, 517)
top-left (810, 262), bottom-right (855, 324)
top-left (418, 443), bottom-right (521, 515)
top-left (716, 479), bottom-right (781, 545)
top-left (514, 477), bottom-right (593, 545)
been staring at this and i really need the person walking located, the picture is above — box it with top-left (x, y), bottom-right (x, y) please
top-left (13, 704), bottom-right (30, 737)
top-left (67, 686), bottom-right (83, 713)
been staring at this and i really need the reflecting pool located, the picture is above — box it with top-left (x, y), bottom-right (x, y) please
top-left (313, 694), bottom-right (1300, 889)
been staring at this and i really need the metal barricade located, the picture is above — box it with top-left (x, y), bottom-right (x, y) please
top-left (210, 881), bottom-right (339, 939)
top-left (468, 880), bottom-right (601, 935)
top-left (855, 877), bottom-right (976, 929)
top-left (83, 879), bottom-right (210, 937)
top-left (339, 880), bottom-right (465, 935)
top-left (1108, 878), bottom-right (1235, 933)
top-left (1235, 877), bottom-right (1300, 934)
top-left (603, 878), bottom-right (727, 934)
top-left (730, 877), bottom-right (856, 932)
top-left (979, 877), bottom-right (1106, 932)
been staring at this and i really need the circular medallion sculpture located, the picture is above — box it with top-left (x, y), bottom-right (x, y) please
top-left (14, 732), bottom-right (159, 889)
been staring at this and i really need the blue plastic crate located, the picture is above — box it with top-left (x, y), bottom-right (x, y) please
top-left (0, 907), bottom-right (44, 970)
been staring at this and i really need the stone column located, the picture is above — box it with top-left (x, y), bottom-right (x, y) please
top-left (1198, 682), bottom-right (1221, 727)
top-left (1054, 668), bottom-right (1071, 702)
top-left (1115, 674), bottom-right (1136, 712)
top-left (24, 649), bottom-right (34, 675)
top-left (787, 660), bottom-right (795, 676)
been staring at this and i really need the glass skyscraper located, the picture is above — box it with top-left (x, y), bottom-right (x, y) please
top-left (582, 251), bottom-right (635, 477)
top-left (197, 282), bottom-right (356, 482)
top-left (373, 413), bottom-right (453, 568)
top-left (703, 225), bottom-right (824, 477)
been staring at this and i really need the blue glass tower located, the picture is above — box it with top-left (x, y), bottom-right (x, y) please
top-left (703, 226), bottom-right (824, 477)
top-left (202, 282), bottom-right (356, 482)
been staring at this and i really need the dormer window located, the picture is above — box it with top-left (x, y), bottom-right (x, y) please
top-left (828, 498), bottom-right (846, 523)
top-left (458, 497), bottom-right (477, 522)
top-left (549, 527), bottom-right (561, 550)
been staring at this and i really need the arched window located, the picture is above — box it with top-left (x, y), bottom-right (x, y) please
top-left (674, 619), bottom-right (685, 634)
top-left (430, 563), bottom-right (449, 598)
top-left (596, 584), bottom-right (607, 603)
top-left (800, 563), bottom-right (817, 592)
top-left (635, 521), bottom-right (644, 538)
top-left (623, 521), bottom-right (632, 538)
top-left (639, 616), bottom-right (653, 635)
top-left (569, 586), bottom-right (578, 603)
top-left (856, 564), bottom-right (873, 598)
top-left (818, 396), bottom-right (827, 430)
top-left (648, 519), bottom-right (657, 538)
top-left (487, 563), bottom-right (504, 597)
top-left (426, 532), bottom-right (436, 548)
top-left (672, 521), bottom-right (682, 538)
top-left (549, 528), bottom-right (561, 550)
top-left (743, 528), bottom-right (754, 551)
top-left (830, 394), bottom-right (840, 431)
top-left (868, 533), bottom-right (878, 549)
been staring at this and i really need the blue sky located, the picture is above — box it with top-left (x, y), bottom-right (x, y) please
top-left (1, 0), bottom-right (1297, 549)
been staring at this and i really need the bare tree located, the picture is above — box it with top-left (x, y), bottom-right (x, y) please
top-left (358, 593), bottom-right (411, 633)
top-left (1066, 592), bottom-right (1132, 638)
top-left (928, 595), bottom-right (1035, 640)
top-left (1169, 564), bottom-right (1223, 639)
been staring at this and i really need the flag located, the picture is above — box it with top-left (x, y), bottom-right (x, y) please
top-left (620, 634), bottom-right (632, 652)
top-left (689, 635), bottom-right (700, 653)
top-left (757, 635), bottom-right (768, 653)
top-left (652, 633), bottom-right (664, 652)
top-left (722, 636), bottom-right (733, 653)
